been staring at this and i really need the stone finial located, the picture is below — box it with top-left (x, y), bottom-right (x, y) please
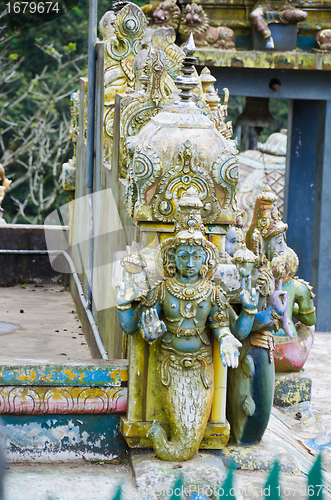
top-left (174, 34), bottom-right (199, 101)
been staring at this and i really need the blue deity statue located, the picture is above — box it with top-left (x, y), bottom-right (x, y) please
top-left (116, 190), bottom-right (285, 460)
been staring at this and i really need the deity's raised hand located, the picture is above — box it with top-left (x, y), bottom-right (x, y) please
top-left (271, 282), bottom-right (292, 338)
top-left (139, 308), bottom-right (167, 344)
top-left (115, 272), bottom-right (137, 306)
top-left (219, 334), bottom-right (242, 368)
top-left (239, 278), bottom-right (259, 314)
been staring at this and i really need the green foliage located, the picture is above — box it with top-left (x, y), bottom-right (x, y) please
top-left (1, 0), bottom-right (146, 223)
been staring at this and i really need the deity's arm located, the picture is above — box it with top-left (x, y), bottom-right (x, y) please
top-left (209, 286), bottom-right (242, 368)
top-left (252, 308), bottom-right (281, 331)
top-left (116, 284), bottom-right (163, 336)
top-left (227, 287), bottom-right (259, 341)
top-left (117, 301), bottom-right (143, 335)
top-left (231, 302), bottom-right (290, 338)
top-left (292, 280), bottom-right (316, 326)
top-left (227, 303), bottom-right (277, 335)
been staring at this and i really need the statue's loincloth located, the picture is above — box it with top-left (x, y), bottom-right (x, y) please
top-left (157, 343), bottom-right (213, 389)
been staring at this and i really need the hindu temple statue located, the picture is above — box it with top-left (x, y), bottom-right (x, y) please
top-left (106, 5), bottom-right (291, 458)
top-left (246, 186), bottom-right (316, 372)
top-left (225, 238), bottom-right (291, 444)
top-left (116, 189), bottom-right (287, 460)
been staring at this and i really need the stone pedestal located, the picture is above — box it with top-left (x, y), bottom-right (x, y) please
top-left (131, 449), bottom-right (226, 499)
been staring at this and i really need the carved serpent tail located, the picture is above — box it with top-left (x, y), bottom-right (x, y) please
top-left (147, 345), bottom-right (213, 461)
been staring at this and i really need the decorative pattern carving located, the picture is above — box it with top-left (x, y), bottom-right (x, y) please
top-left (212, 151), bottom-right (239, 211)
top-left (152, 140), bottom-right (220, 223)
top-left (179, 3), bottom-right (236, 49)
top-left (0, 386), bottom-right (127, 415)
top-left (103, 3), bottom-right (147, 163)
top-left (199, 67), bottom-right (233, 140)
top-left (148, 27), bottom-right (184, 80)
top-left (118, 28), bottom-right (184, 177)
top-left (132, 144), bottom-right (162, 220)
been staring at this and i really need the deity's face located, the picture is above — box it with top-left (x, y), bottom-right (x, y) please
top-left (225, 227), bottom-right (237, 257)
top-left (175, 245), bottom-right (206, 279)
top-left (265, 232), bottom-right (286, 261)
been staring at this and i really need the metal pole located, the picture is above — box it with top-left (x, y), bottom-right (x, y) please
top-left (85, 0), bottom-right (98, 310)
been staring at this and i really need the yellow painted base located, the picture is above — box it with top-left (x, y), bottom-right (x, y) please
top-left (120, 417), bottom-right (230, 450)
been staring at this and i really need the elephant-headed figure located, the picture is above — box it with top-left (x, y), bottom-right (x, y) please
top-left (116, 188), bottom-right (260, 461)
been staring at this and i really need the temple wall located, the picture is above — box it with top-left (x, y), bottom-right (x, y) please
top-left (70, 44), bottom-right (135, 360)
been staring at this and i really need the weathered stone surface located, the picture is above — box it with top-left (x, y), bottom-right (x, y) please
top-left (0, 361), bottom-right (128, 386)
top-left (2, 414), bottom-right (127, 463)
top-left (195, 48), bottom-right (331, 71)
top-left (131, 449), bottom-right (226, 499)
top-left (3, 463), bottom-right (137, 500)
top-left (274, 372), bottom-right (312, 407)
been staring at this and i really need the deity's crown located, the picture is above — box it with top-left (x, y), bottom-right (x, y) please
top-left (174, 186), bottom-right (206, 244)
top-left (159, 186), bottom-right (219, 276)
top-left (246, 185), bottom-right (288, 249)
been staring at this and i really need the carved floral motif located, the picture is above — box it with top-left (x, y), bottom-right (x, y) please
top-left (0, 386), bottom-right (127, 415)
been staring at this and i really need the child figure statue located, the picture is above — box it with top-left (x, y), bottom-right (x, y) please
top-left (116, 188), bottom-right (285, 460)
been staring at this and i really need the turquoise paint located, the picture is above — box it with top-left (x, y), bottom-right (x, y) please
top-left (0, 365), bottom-right (127, 387)
top-left (297, 36), bottom-right (316, 51)
top-left (235, 35), bottom-right (250, 50)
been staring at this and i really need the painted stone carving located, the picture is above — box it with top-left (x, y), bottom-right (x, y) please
top-left (179, 3), bottom-right (236, 49)
top-left (119, 27), bottom-right (184, 178)
top-left (199, 67), bottom-right (233, 140)
top-left (251, 0), bottom-right (307, 49)
top-left (99, 10), bottom-right (116, 41)
top-left (316, 29), bottom-right (331, 52)
top-left (102, 3), bottom-right (147, 164)
top-left (116, 189), bottom-right (263, 461)
top-left (225, 230), bottom-right (290, 444)
top-left (126, 40), bottom-right (239, 225)
top-left (103, 10), bottom-right (315, 453)
top-left (246, 186), bottom-right (316, 372)
top-left (62, 91), bottom-right (80, 193)
top-left (143, 0), bottom-right (181, 30)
